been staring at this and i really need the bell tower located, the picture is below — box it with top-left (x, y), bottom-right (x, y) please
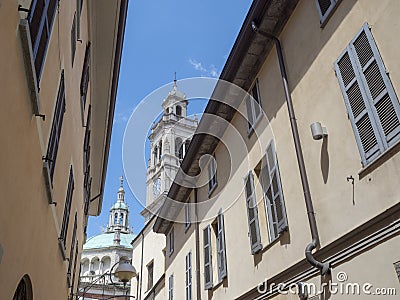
top-left (143, 78), bottom-right (198, 222)
top-left (107, 176), bottom-right (131, 233)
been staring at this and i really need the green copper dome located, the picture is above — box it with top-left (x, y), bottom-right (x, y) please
top-left (110, 201), bottom-right (129, 211)
top-left (83, 233), bottom-right (135, 250)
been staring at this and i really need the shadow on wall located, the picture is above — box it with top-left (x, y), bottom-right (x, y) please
top-left (321, 138), bottom-right (329, 183)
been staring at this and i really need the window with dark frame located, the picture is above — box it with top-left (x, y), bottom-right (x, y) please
top-left (28, 0), bottom-right (59, 82)
top-left (67, 213), bottom-right (77, 286)
top-left (335, 23), bottom-right (400, 167)
top-left (244, 172), bottom-right (263, 254)
top-left (147, 261), bottom-right (154, 291)
top-left (315, 0), bottom-right (340, 26)
top-left (246, 79), bottom-right (262, 133)
top-left (59, 166), bottom-right (74, 251)
top-left (169, 228), bottom-right (174, 255)
top-left (70, 240), bottom-right (79, 299)
top-left (83, 105), bottom-right (91, 215)
top-left (71, 12), bottom-right (77, 66)
top-left (46, 70), bottom-right (66, 183)
top-left (80, 43), bottom-right (91, 109)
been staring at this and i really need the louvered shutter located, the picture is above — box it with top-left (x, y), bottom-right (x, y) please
top-left (262, 141), bottom-right (288, 240)
top-left (217, 213), bottom-right (227, 281)
top-left (315, 0), bottom-right (337, 24)
top-left (335, 23), bottom-right (400, 165)
top-left (203, 226), bottom-right (213, 289)
top-left (244, 172), bottom-right (262, 254)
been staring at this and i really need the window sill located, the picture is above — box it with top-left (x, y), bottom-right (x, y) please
top-left (358, 139), bottom-right (400, 179)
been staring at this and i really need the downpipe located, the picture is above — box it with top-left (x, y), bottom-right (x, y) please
top-left (251, 21), bottom-right (330, 276)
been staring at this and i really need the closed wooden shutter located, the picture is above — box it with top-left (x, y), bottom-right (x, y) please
top-left (244, 172), bottom-right (262, 254)
top-left (203, 226), bottom-right (213, 290)
top-left (335, 23), bottom-right (400, 166)
top-left (60, 166), bottom-right (74, 250)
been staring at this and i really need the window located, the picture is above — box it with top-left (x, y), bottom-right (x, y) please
top-left (28, 0), bottom-right (58, 81)
top-left (70, 241), bottom-right (79, 299)
top-left (168, 274), bottom-right (174, 300)
top-left (176, 105), bottom-right (182, 116)
top-left (185, 201), bottom-right (191, 229)
top-left (169, 228), bottom-right (174, 255)
top-left (12, 276), bottom-right (33, 300)
top-left (244, 172), bottom-right (262, 254)
top-left (46, 70), bottom-right (66, 183)
top-left (71, 12), bottom-right (77, 66)
top-left (83, 106), bottom-right (91, 215)
top-left (215, 212), bottom-right (227, 281)
top-left (80, 43), bottom-right (91, 110)
top-left (260, 141), bottom-right (288, 241)
top-left (185, 252), bottom-right (192, 300)
top-left (175, 138), bottom-right (183, 159)
top-left (207, 155), bottom-right (217, 194)
top-left (158, 141), bottom-right (162, 160)
top-left (245, 79), bottom-right (262, 132)
top-left (203, 213), bottom-right (227, 287)
top-left (335, 23), bottom-right (400, 167)
top-left (60, 166), bottom-right (74, 252)
top-left (114, 213), bottom-right (118, 225)
top-left (120, 213), bottom-right (124, 225)
top-left (67, 213), bottom-right (78, 286)
top-left (147, 261), bottom-right (154, 290)
top-left (203, 226), bottom-right (213, 290)
top-left (315, 0), bottom-right (339, 26)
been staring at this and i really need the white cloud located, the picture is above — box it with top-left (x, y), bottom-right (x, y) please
top-left (188, 58), bottom-right (220, 78)
top-left (189, 58), bottom-right (207, 72)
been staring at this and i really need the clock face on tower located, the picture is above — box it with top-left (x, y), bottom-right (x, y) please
top-left (153, 177), bottom-right (161, 197)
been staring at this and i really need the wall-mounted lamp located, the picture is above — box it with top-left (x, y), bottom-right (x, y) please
top-left (310, 122), bottom-right (328, 140)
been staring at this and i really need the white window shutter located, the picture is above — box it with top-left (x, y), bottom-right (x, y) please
top-left (217, 212), bottom-right (227, 281)
top-left (335, 23), bottom-right (400, 166)
top-left (244, 172), bottom-right (263, 254)
top-left (262, 141), bottom-right (288, 240)
top-left (203, 226), bottom-right (213, 290)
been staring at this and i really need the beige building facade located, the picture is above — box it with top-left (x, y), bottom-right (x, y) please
top-left (152, 0), bottom-right (400, 299)
top-left (0, 0), bottom-right (127, 299)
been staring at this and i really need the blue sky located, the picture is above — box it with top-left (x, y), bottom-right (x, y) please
top-left (86, 0), bottom-right (252, 238)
